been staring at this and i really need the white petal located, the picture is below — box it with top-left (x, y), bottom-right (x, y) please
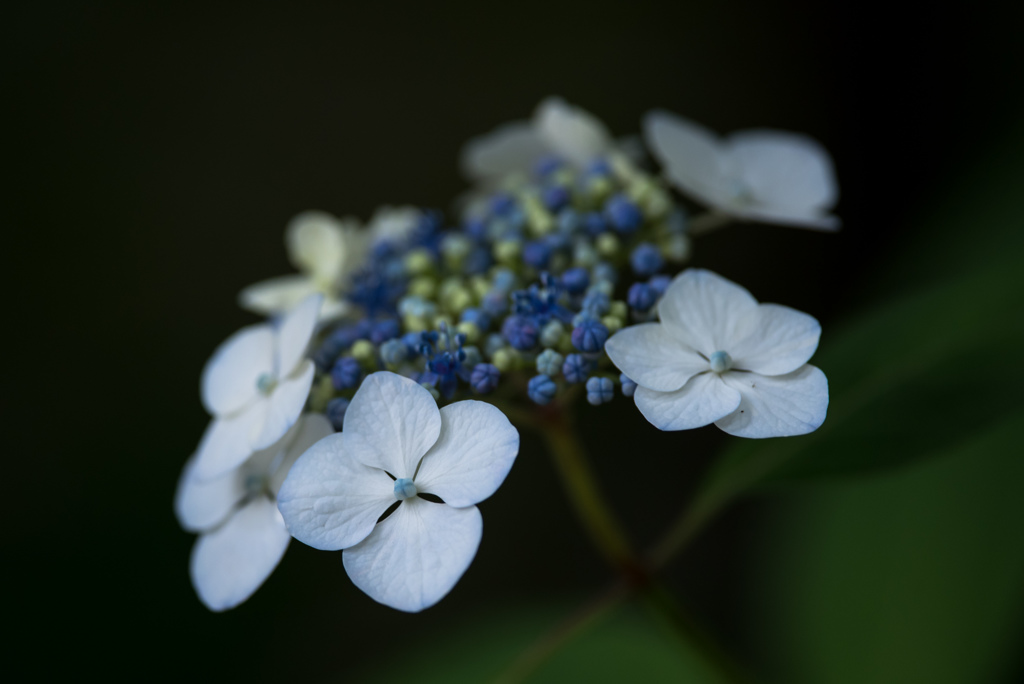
top-left (277, 432), bottom-right (395, 551)
top-left (415, 401), bottom-right (519, 508)
top-left (643, 110), bottom-right (729, 205)
top-left (238, 275), bottom-right (320, 317)
top-left (268, 413), bottom-right (334, 495)
top-left (174, 455), bottom-right (244, 533)
top-left (716, 365), bottom-right (828, 438)
top-left (342, 372), bottom-right (442, 478)
top-left (460, 120), bottom-right (550, 180)
top-left (275, 295), bottom-right (321, 378)
top-left (634, 372), bottom-right (741, 432)
top-left (657, 269), bottom-right (759, 354)
top-left (194, 411), bottom-right (262, 480)
top-left (250, 360), bottom-right (315, 451)
top-left (535, 97), bottom-right (612, 167)
top-left (343, 498), bottom-right (482, 613)
top-left (189, 497), bottom-right (291, 612)
top-left (724, 203), bottom-right (841, 231)
top-left (286, 211), bottom-right (348, 285)
top-left (367, 206), bottom-right (421, 246)
top-left (604, 323), bottom-right (709, 393)
top-left (727, 130), bottom-right (838, 212)
top-left (729, 304), bottom-right (821, 376)
top-left (200, 324), bottom-right (274, 416)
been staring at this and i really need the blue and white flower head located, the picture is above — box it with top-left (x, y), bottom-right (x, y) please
top-left (277, 372), bottom-right (519, 613)
top-left (605, 269), bottom-right (828, 438)
top-left (460, 96), bottom-right (614, 183)
top-left (239, 207), bottom-right (421, 321)
top-left (174, 413), bottom-right (333, 611)
top-left (643, 111), bottom-right (840, 231)
top-left (194, 294), bottom-right (321, 479)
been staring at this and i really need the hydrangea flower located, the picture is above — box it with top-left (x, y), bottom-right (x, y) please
top-left (194, 294), bottom-right (321, 479)
top-left (460, 97), bottom-right (614, 182)
top-left (240, 208), bottom-right (420, 321)
top-left (277, 372), bottom-right (519, 612)
top-left (605, 269), bottom-right (828, 438)
top-left (175, 413), bottom-right (333, 611)
top-left (643, 111), bottom-right (839, 230)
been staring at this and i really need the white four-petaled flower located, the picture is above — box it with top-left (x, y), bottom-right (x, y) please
top-left (643, 110), bottom-right (840, 230)
top-left (175, 413), bottom-right (333, 611)
top-left (605, 269), bottom-right (828, 438)
top-left (277, 371), bottom-right (519, 612)
top-left (239, 208), bottom-right (420, 322)
top-left (195, 294), bottom-right (321, 479)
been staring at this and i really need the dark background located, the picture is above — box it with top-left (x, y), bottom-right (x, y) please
top-left (8, 2), bottom-right (1021, 681)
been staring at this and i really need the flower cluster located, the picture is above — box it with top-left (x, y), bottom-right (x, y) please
top-left (175, 96), bottom-right (836, 613)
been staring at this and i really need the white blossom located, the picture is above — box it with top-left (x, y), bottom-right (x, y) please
top-left (460, 96), bottom-right (614, 183)
top-left (643, 110), bottom-right (839, 230)
top-left (175, 413), bottom-right (333, 611)
top-left (239, 207), bottom-right (420, 321)
top-left (194, 294), bottom-right (320, 480)
top-left (277, 372), bottom-right (519, 612)
top-left (605, 269), bottom-right (828, 438)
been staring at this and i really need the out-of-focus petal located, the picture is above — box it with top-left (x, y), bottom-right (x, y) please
top-left (643, 110), bottom-right (728, 205)
top-left (275, 294), bottom-right (321, 377)
top-left (268, 413), bottom-right (334, 495)
top-left (460, 121), bottom-right (549, 181)
top-left (250, 360), bottom-right (314, 451)
top-left (174, 456), bottom-right (244, 533)
top-left (200, 325), bottom-right (274, 416)
top-left (194, 410), bottom-right (263, 480)
top-left (286, 211), bottom-right (347, 285)
top-left (727, 130), bottom-right (838, 212)
top-left (238, 275), bottom-right (320, 317)
top-left (535, 97), bottom-right (612, 167)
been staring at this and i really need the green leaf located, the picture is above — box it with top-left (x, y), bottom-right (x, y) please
top-left (751, 414), bottom-right (1024, 684)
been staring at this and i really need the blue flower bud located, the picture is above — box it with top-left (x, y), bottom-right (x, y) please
top-left (560, 267), bottom-right (590, 295)
top-left (460, 307), bottom-right (490, 329)
top-left (492, 268), bottom-right (517, 292)
top-left (490, 192), bottom-right (516, 216)
top-left (562, 353), bottom-right (591, 384)
top-left (604, 194), bottom-right (643, 234)
top-left (586, 376), bottom-right (615, 406)
top-left (379, 338), bottom-right (407, 365)
top-left (630, 242), bottom-right (664, 278)
top-left (464, 246), bottom-right (492, 274)
top-left (326, 397), bottom-right (350, 431)
top-left (370, 318), bottom-right (401, 345)
top-left (523, 240), bottom-right (552, 269)
top-left (502, 315), bottom-right (540, 350)
top-left (557, 208), bottom-right (581, 234)
top-left (536, 348), bottom-right (565, 377)
top-left (540, 320), bottom-right (564, 348)
top-left (649, 274), bottom-right (671, 296)
top-left (542, 185), bottom-right (571, 212)
top-left (619, 373), bottom-right (638, 398)
top-left (534, 155), bottom-right (563, 177)
top-left (462, 345), bottom-right (482, 368)
top-left (581, 291), bottom-right (610, 316)
top-left (592, 261), bottom-right (618, 286)
top-left (571, 319), bottom-right (609, 352)
top-left (582, 212), bottom-right (607, 236)
top-left (527, 374), bottom-right (558, 405)
top-left (470, 363), bottom-right (500, 393)
top-left (483, 333), bottom-right (506, 359)
top-left (627, 282), bottom-right (658, 312)
top-left (331, 357), bottom-right (363, 390)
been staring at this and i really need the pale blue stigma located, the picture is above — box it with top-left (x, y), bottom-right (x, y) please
top-left (256, 373), bottom-right (277, 395)
top-left (393, 478), bottom-right (418, 500)
top-left (709, 350), bottom-right (733, 374)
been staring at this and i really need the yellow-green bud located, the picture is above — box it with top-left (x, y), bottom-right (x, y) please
top-left (492, 347), bottom-right (518, 372)
top-left (433, 314), bottom-right (453, 330)
top-left (444, 287), bottom-right (474, 314)
top-left (609, 300), bottom-right (628, 320)
top-left (522, 194), bottom-right (554, 236)
top-left (470, 275), bottom-right (491, 300)
top-left (408, 275), bottom-right (437, 299)
top-left (350, 339), bottom-right (376, 364)
top-left (596, 232), bottom-right (619, 257)
top-left (494, 239), bottom-right (522, 266)
top-left (404, 248), bottom-right (434, 276)
top-left (601, 315), bottom-right (623, 334)
top-left (403, 314), bottom-right (429, 333)
top-left (307, 374), bottom-right (335, 413)
top-left (585, 175), bottom-right (613, 203)
top-left (456, 321), bottom-right (481, 344)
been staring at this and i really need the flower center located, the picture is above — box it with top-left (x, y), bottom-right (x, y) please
top-left (725, 178), bottom-right (754, 207)
top-left (393, 478), bottom-right (418, 500)
top-left (256, 373), bottom-right (277, 395)
top-left (709, 350), bottom-right (733, 374)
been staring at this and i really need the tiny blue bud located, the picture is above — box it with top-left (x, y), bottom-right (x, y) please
top-left (581, 291), bottom-right (611, 316)
top-left (557, 208), bottom-right (581, 234)
top-left (542, 185), bottom-right (571, 212)
top-left (604, 194), bottom-right (643, 234)
top-left (256, 372), bottom-right (276, 395)
top-left (523, 240), bottom-right (553, 269)
top-left (331, 357), bottom-right (363, 390)
top-left (462, 345), bottom-right (482, 368)
top-left (470, 363), bottom-right (501, 394)
top-left (540, 320), bottom-right (564, 348)
top-left (627, 282), bottom-right (658, 312)
top-left (649, 274), bottom-right (671, 296)
top-left (572, 320), bottom-right (609, 352)
top-left (586, 376), bottom-right (615, 406)
top-left (592, 261), bottom-right (618, 285)
top-left (460, 307), bottom-right (490, 329)
top-left (380, 338), bottom-right (408, 365)
top-left (630, 242), bottom-right (664, 278)
top-left (560, 267), bottom-right (590, 295)
top-left (582, 212), bottom-right (607, 236)
top-left (527, 374), bottom-right (558, 405)
top-left (483, 333), bottom-right (506, 359)
top-left (534, 155), bottom-right (563, 177)
top-left (492, 268), bottom-right (517, 292)
top-left (562, 353), bottom-right (591, 384)
top-left (709, 350), bottom-right (733, 374)
top-left (502, 315), bottom-right (540, 350)
top-left (393, 478), bottom-right (417, 500)
top-left (490, 192), bottom-right (516, 216)
top-left (619, 374), bottom-right (638, 397)
top-left (370, 318), bottom-right (401, 345)
top-left (536, 348), bottom-right (565, 377)
top-left (326, 397), bottom-right (350, 431)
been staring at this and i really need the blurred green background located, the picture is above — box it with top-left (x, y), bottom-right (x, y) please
top-left (8, 2), bottom-right (1022, 682)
